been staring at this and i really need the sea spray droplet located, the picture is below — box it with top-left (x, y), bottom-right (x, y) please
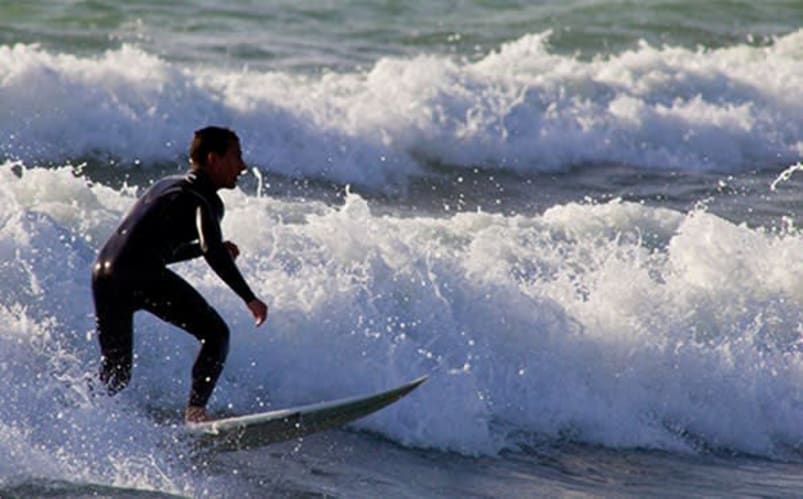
top-left (770, 162), bottom-right (803, 191)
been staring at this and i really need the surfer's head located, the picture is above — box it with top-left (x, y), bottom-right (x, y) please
top-left (190, 126), bottom-right (247, 189)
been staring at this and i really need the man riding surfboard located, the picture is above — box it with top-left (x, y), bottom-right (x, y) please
top-left (91, 126), bottom-right (269, 423)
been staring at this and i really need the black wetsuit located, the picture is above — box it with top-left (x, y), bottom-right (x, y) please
top-left (92, 169), bottom-right (255, 408)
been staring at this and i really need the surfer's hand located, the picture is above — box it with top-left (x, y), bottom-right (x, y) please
top-left (224, 241), bottom-right (240, 259)
top-left (247, 298), bottom-right (268, 327)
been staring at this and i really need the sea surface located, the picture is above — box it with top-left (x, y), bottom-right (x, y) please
top-left (1, 1), bottom-right (802, 497)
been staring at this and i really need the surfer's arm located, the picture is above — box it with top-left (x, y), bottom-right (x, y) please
top-left (165, 241), bottom-right (203, 263)
top-left (195, 204), bottom-right (256, 303)
top-left (167, 235), bottom-right (238, 265)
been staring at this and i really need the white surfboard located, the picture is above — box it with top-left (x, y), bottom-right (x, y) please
top-left (188, 375), bottom-right (427, 451)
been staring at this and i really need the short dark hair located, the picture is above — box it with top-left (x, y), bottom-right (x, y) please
top-left (189, 126), bottom-right (239, 167)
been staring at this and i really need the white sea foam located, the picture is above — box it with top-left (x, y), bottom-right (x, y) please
top-left (1, 30), bottom-right (801, 187)
top-left (1, 165), bottom-right (801, 466)
top-left (0, 166), bottom-right (205, 494)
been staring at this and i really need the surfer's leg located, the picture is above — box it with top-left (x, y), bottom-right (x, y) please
top-left (92, 275), bottom-right (134, 395)
top-left (138, 269), bottom-right (230, 409)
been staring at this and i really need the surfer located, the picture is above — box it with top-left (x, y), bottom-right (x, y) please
top-left (91, 126), bottom-right (269, 423)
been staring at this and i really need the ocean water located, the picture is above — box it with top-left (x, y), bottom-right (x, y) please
top-left (1, 1), bottom-right (802, 497)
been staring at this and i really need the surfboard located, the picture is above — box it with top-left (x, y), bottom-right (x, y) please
top-left (187, 375), bottom-right (427, 451)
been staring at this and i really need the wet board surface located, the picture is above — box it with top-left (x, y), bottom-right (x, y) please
top-left (187, 375), bottom-right (428, 451)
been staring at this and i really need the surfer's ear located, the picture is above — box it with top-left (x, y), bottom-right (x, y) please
top-left (190, 152), bottom-right (216, 170)
top-left (205, 151), bottom-right (219, 168)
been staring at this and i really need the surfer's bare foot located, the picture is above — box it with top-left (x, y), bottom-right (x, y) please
top-left (185, 405), bottom-right (210, 423)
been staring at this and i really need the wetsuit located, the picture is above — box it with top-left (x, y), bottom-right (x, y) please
top-left (92, 169), bottom-right (255, 408)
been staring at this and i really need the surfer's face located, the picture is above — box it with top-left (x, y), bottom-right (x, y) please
top-left (207, 141), bottom-right (246, 189)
